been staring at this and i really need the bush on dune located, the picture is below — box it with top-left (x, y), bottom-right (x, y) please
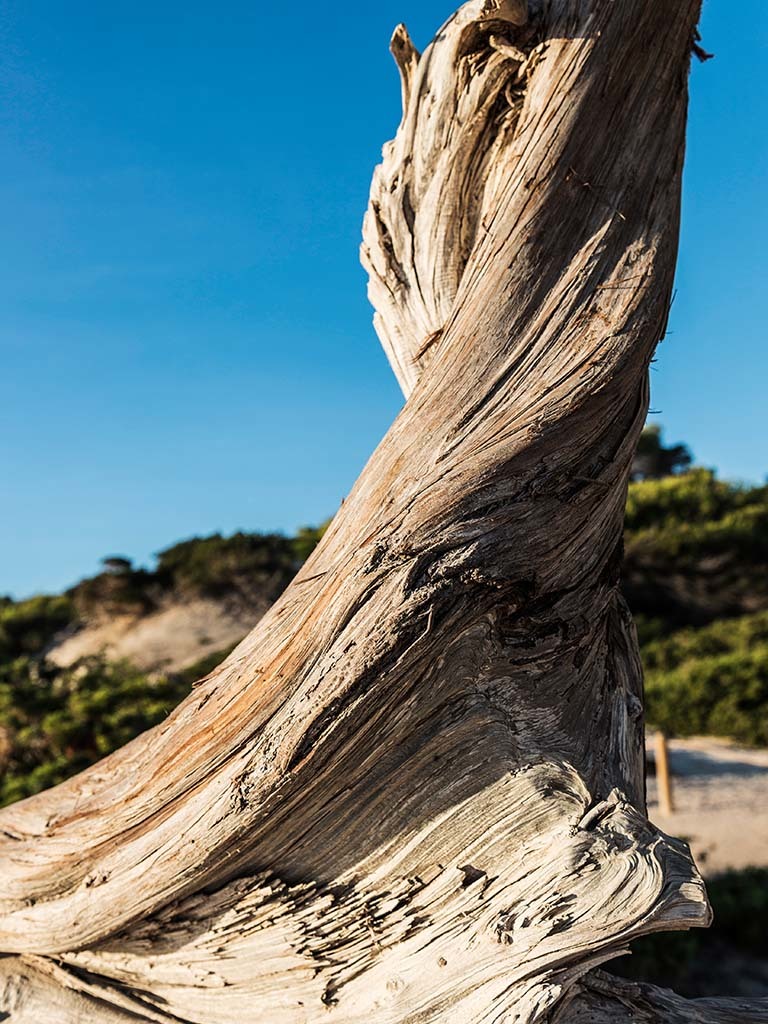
top-left (640, 612), bottom-right (768, 745)
top-left (0, 655), bottom-right (192, 807)
top-left (3, 473), bottom-right (768, 811)
top-left (0, 594), bottom-right (75, 662)
top-left (645, 645), bottom-right (768, 746)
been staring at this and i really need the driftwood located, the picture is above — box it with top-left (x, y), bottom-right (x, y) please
top-left (1, 1), bottom-right (766, 1021)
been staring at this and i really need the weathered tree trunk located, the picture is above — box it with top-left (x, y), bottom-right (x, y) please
top-left (1, 2), bottom-right (765, 1021)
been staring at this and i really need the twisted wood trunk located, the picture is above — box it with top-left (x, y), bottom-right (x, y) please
top-left (1, 2), bottom-right (766, 1021)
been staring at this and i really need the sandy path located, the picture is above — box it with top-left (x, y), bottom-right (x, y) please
top-left (646, 736), bottom-right (768, 877)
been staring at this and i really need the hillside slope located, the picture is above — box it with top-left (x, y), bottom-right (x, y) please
top-left (29, 527), bottom-right (325, 674)
top-left (2, 463), bottom-right (768, 806)
top-left (49, 596), bottom-right (263, 673)
top-left (42, 468), bottom-right (768, 683)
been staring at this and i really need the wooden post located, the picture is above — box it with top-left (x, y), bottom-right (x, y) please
top-left (655, 731), bottom-right (674, 816)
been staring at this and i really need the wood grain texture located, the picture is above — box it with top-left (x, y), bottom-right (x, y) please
top-left (555, 971), bottom-right (768, 1022)
top-left (1, 1), bottom-right (762, 1020)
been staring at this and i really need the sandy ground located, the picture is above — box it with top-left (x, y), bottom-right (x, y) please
top-left (48, 598), bottom-right (258, 673)
top-left (646, 735), bottom-right (768, 877)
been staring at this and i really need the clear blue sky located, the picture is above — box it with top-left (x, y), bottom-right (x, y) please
top-left (1, 1), bottom-right (766, 598)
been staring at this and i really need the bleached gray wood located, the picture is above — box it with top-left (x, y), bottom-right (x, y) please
top-left (1, 1), bottom-right (762, 1021)
top-left (553, 971), bottom-right (768, 1022)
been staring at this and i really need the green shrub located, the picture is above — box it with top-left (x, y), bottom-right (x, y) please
top-left (625, 469), bottom-right (768, 569)
top-left (642, 613), bottom-right (768, 674)
top-left (70, 567), bottom-right (157, 617)
top-left (645, 648), bottom-right (768, 746)
top-left (62, 525), bottom-right (329, 617)
top-left (640, 613), bottom-right (768, 745)
top-left (624, 472), bottom-right (768, 632)
top-left (0, 595), bottom-right (74, 662)
top-left (625, 469), bottom-right (768, 540)
top-left (708, 866), bottom-right (768, 955)
top-left (155, 531), bottom-right (299, 597)
top-left (626, 468), bottom-right (768, 589)
top-left (0, 656), bottom-right (191, 807)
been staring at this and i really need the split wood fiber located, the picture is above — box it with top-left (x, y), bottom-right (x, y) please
top-left (2, 2), bottom-right (766, 1021)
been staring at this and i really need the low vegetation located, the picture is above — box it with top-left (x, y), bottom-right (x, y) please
top-left (622, 461), bottom-right (768, 747)
top-left (0, 525), bottom-right (327, 808)
top-left (625, 469), bottom-right (768, 642)
top-left (644, 613), bottom-right (768, 746)
top-left (1, 434), bottom-right (767, 805)
top-left (1, 433), bottom-right (766, 995)
top-left (0, 655), bottom-right (191, 806)
top-left (0, 594), bottom-right (75, 662)
top-left (70, 525), bottom-right (328, 618)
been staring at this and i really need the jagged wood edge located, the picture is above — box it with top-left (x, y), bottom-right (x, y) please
top-left (2, 1), bottom-right (763, 1021)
